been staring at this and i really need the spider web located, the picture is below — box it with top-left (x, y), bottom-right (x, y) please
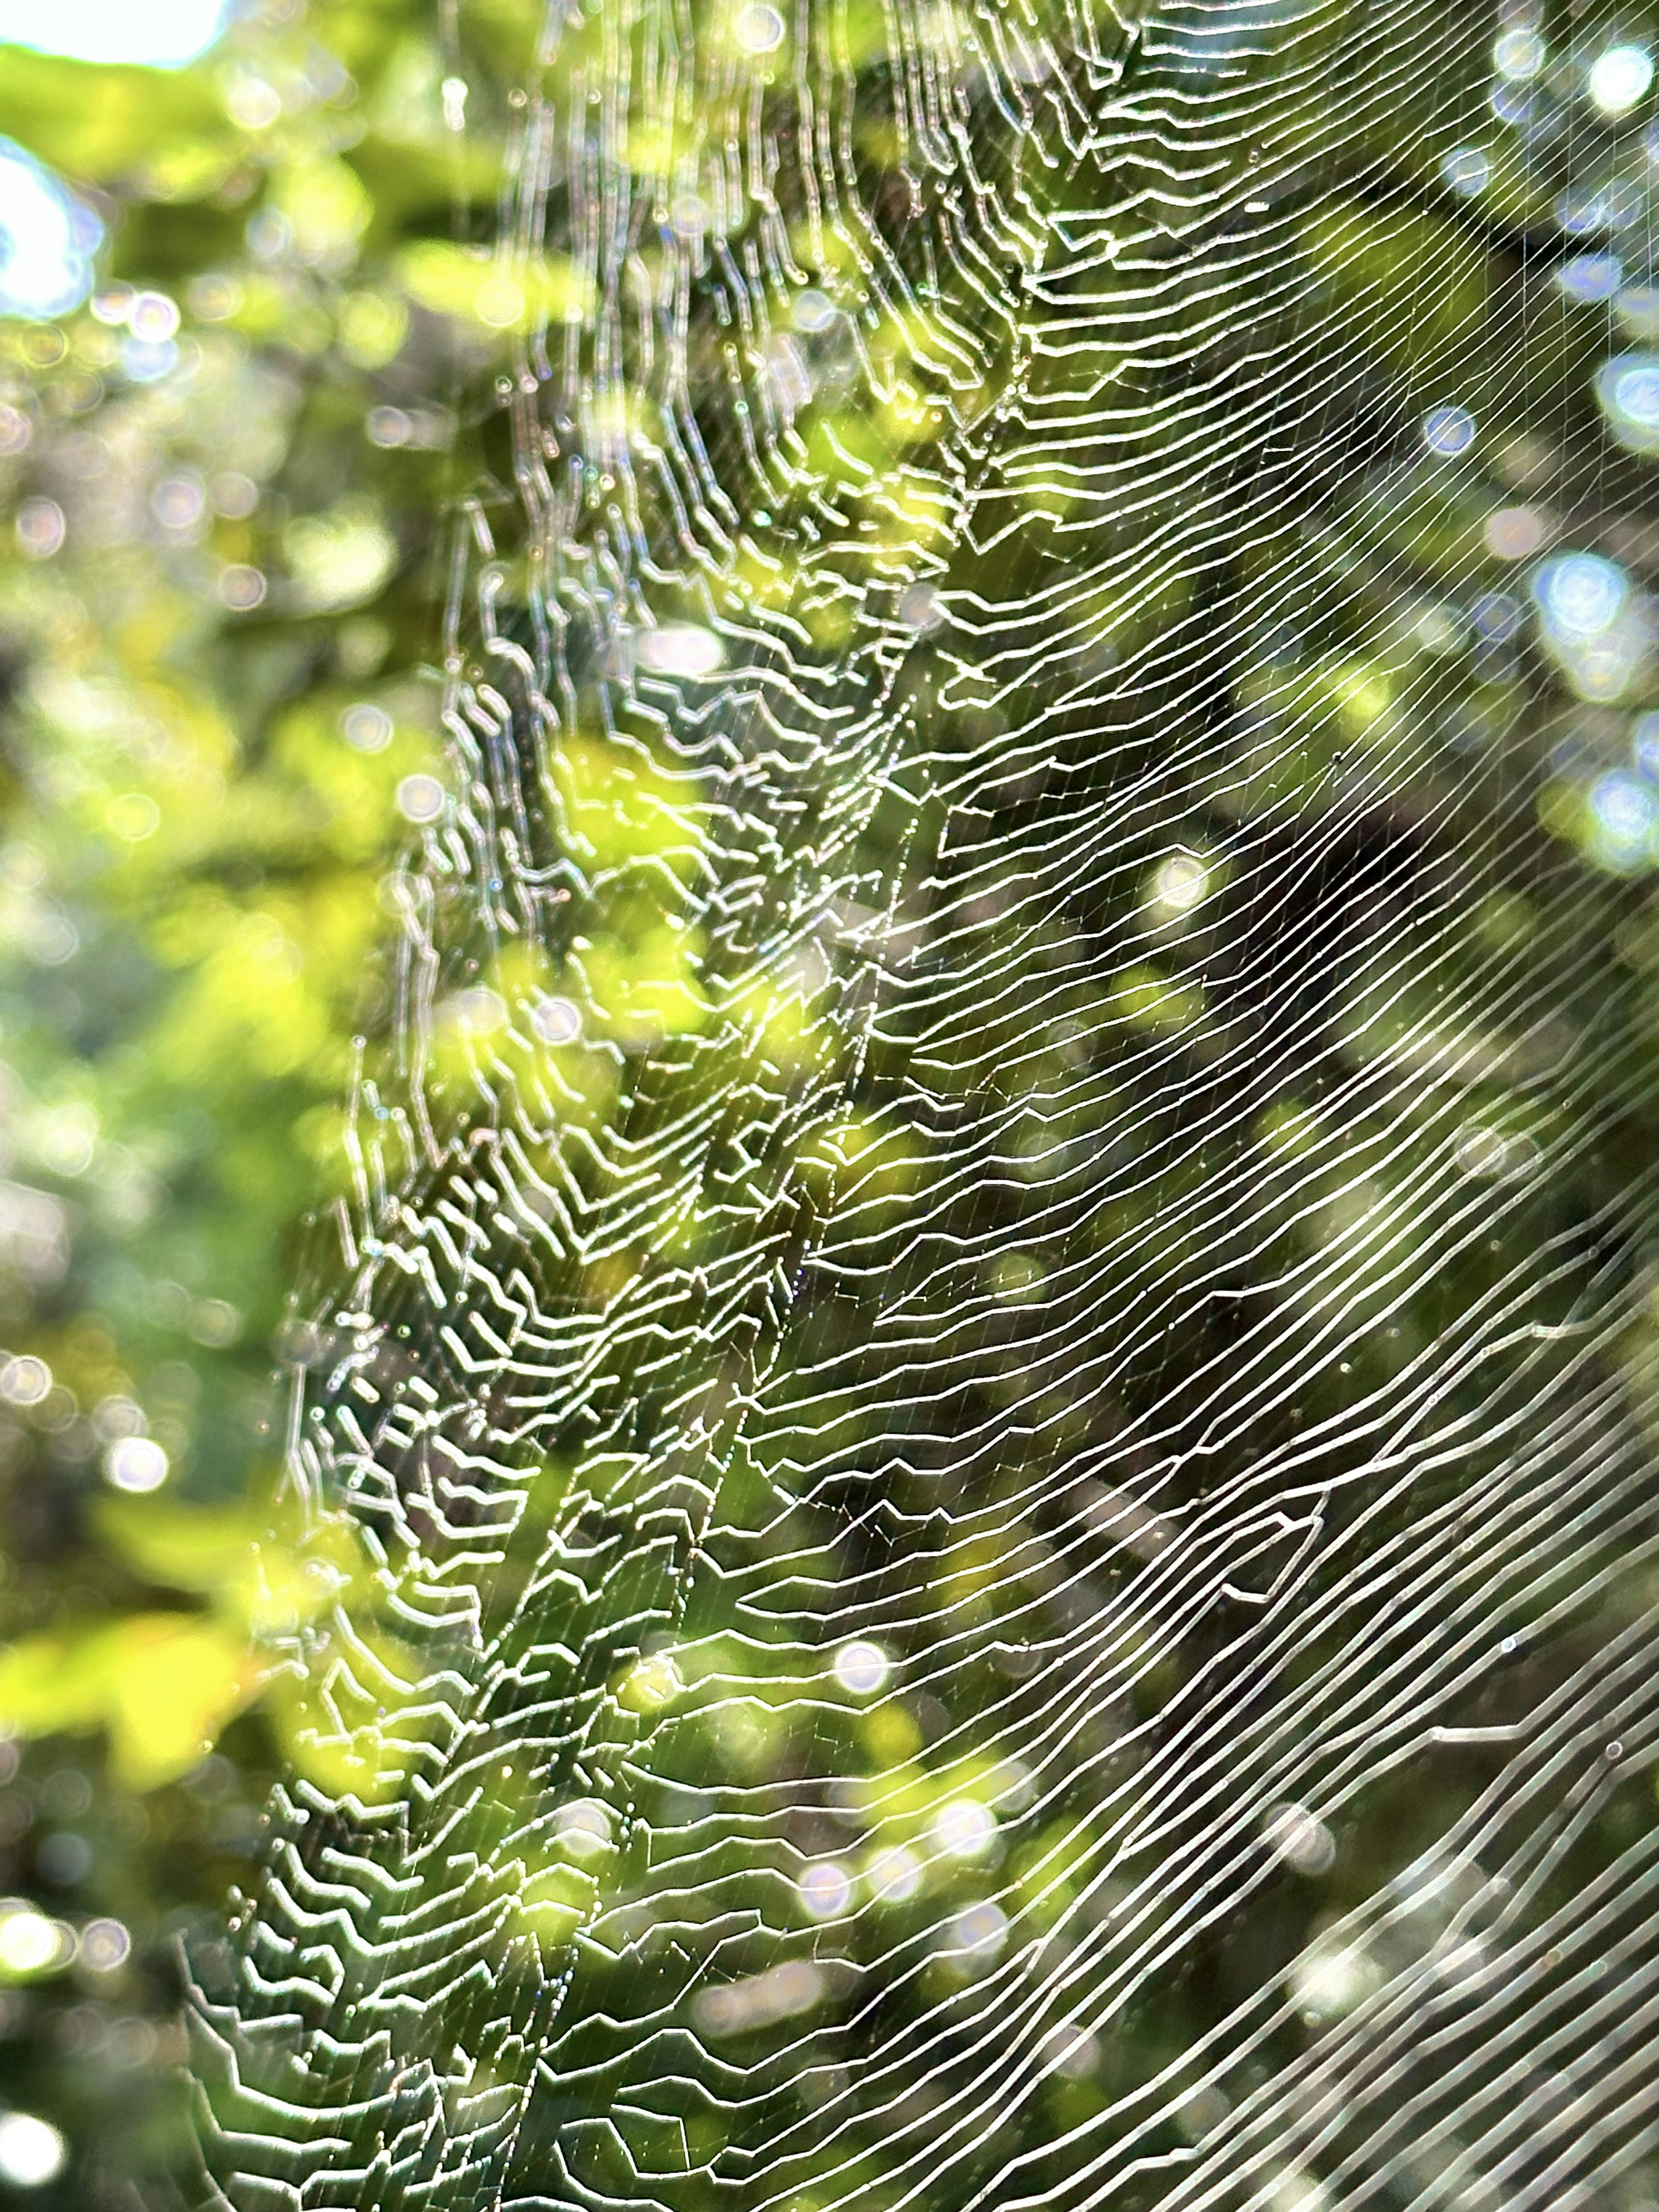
top-left (183, 2), bottom-right (1659, 2209)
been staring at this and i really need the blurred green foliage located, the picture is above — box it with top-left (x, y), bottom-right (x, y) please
top-left (0, 0), bottom-right (535, 2189)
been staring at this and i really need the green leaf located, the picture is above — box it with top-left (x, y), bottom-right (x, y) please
top-left (0, 46), bottom-right (230, 194)
top-left (0, 1611), bottom-right (260, 1789)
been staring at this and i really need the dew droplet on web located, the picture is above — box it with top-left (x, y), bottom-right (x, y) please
top-left (341, 703), bottom-right (394, 753)
top-left (733, 3), bottom-right (785, 53)
top-left (638, 624), bottom-right (722, 677)
top-left (397, 773), bottom-right (446, 823)
top-left (832, 1640), bottom-right (890, 1696)
top-left (531, 995), bottom-right (582, 1046)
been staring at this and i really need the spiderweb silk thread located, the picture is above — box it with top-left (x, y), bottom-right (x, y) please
top-left (185, 3), bottom-right (1659, 2210)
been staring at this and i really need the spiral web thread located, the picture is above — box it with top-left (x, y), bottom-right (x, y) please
top-left (184, 3), bottom-right (1659, 2210)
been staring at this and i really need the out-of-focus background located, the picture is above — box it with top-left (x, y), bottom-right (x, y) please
top-left (0, 0), bottom-right (526, 2193)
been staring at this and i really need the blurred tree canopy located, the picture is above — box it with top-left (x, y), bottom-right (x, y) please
top-left (0, 0), bottom-right (542, 2190)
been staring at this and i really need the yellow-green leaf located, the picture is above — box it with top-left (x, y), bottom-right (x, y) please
top-left (101, 1615), bottom-right (263, 1792)
top-left (397, 239), bottom-right (594, 332)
